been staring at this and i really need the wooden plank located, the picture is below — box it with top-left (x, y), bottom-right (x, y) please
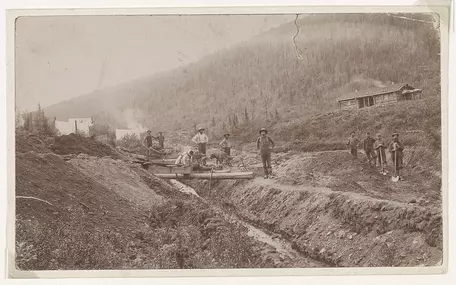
top-left (150, 159), bottom-right (177, 164)
top-left (154, 172), bottom-right (254, 180)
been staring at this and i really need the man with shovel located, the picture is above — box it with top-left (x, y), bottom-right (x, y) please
top-left (374, 133), bottom-right (388, 175)
top-left (389, 133), bottom-right (405, 181)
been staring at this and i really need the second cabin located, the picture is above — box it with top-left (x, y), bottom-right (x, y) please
top-left (337, 83), bottom-right (422, 110)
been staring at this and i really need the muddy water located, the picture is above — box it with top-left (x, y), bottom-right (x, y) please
top-left (169, 179), bottom-right (323, 266)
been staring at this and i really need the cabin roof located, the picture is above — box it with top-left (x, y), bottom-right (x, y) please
top-left (337, 83), bottom-right (408, 102)
top-left (68, 118), bottom-right (92, 122)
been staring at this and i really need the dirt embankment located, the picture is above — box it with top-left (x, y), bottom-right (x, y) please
top-left (189, 149), bottom-right (443, 267)
top-left (15, 131), bottom-right (289, 270)
top-left (51, 133), bottom-right (121, 158)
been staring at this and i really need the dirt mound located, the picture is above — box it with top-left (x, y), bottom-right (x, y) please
top-left (15, 150), bottom-right (277, 270)
top-left (15, 130), bottom-right (52, 154)
top-left (68, 154), bottom-right (166, 210)
top-left (15, 151), bottom-right (146, 269)
top-left (51, 133), bottom-right (120, 158)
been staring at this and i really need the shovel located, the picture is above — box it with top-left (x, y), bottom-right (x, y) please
top-left (391, 149), bottom-right (399, 182)
top-left (379, 147), bottom-right (387, 176)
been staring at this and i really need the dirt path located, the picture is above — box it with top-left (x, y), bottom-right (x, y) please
top-left (235, 148), bottom-right (440, 207)
top-left (252, 177), bottom-right (427, 209)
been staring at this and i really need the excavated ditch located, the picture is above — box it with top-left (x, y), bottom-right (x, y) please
top-left (186, 177), bottom-right (443, 268)
top-left (169, 179), bottom-right (326, 267)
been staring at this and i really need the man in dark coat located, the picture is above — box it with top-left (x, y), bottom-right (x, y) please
top-left (257, 128), bottom-right (275, 179)
top-left (363, 132), bottom-right (376, 166)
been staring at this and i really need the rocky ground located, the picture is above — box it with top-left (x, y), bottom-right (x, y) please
top-left (188, 146), bottom-right (443, 267)
top-left (15, 130), bottom-right (443, 270)
top-left (15, 131), bottom-right (322, 270)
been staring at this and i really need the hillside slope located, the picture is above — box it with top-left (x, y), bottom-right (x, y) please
top-left (43, 13), bottom-right (440, 136)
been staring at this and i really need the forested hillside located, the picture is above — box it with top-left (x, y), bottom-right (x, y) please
top-left (44, 13), bottom-right (440, 139)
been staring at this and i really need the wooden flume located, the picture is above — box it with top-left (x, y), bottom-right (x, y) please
top-left (154, 172), bottom-right (254, 180)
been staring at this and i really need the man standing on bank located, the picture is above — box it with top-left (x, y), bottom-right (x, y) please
top-left (144, 130), bottom-right (155, 156)
top-left (389, 132), bottom-right (405, 181)
top-left (363, 132), bottom-right (376, 167)
top-left (347, 132), bottom-right (360, 158)
top-left (219, 133), bottom-right (232, 156)
top-left (157, 131), bottom-right (165, 149)
top-left (192, 127), bottom-right (209, 155)
top-left (257, 128), bottom-right (275, 179)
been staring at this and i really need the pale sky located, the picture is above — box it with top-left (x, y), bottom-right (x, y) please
top-left (15, 15), bottom-right (293, 111)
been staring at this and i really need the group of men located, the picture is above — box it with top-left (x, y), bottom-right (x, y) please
top-left (347, 131), bottom-right (405, 180)
top-left (143, 130), bottom-right (165, 156)
top-left (175, 127), bottom-right (233, 167)
top-left (173, 127), bottom-right (276, 180)
top-left (143, 126), bottom-right (404, 181)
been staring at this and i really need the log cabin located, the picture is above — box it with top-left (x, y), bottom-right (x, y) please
top-left (337, 83), bottom-right (422, 110)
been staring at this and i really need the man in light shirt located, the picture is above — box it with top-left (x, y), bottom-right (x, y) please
top-left (175, 150), bottom-right (194, 166)
top-left (192, 127), bottom-right (209, 155)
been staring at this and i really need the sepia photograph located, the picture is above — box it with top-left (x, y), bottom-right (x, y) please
top-left (7, 6), bottom-right (448, 278)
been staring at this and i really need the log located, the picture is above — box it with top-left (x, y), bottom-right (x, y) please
top-left (154, 172), bottom-right (254, 180)
top-left (193, 169), bottom-right (231, 173)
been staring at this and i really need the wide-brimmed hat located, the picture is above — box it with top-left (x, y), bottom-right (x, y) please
top-left (224, 133), bottom-right (230, 137)
top-left (147, 130), bottom-right (151, 133)
top-left (392, 133), bottom-right (399, 137)
top-left (259, 128), bottom-right (268, 134)
top-left (198, 127), bottom-right (205, 131)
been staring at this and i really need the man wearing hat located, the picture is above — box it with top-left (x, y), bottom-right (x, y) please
top-left (175, 150), bottom-right (194, 166)
top-left (219, 133), bottom-right (232, 156)
top-left (192, 127), bottom-right (209, 155)
top-left (362, 132), bottom-right (376, 167)
top-left (346, 132), bottom-right (360, 158)
top-left (388, 132), bottom-right (405, 180)
top-left (143, 130), bottom-right (155, 156)
top-left (157, 132), bottom-right (165, 149)
top-left (256, 128), bottom-right (275, 179)
top-left (374, 133), bottom-right (388, 171)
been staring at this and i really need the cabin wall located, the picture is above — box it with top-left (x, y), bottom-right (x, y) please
top-left (339, 99), bottom-right (358, 109)
top-left (338, 85), bottom-right (421, 110)
top-left (373, 92), bottom-right (398, 104)
top-left (398, 90), bottom-right (422, 101)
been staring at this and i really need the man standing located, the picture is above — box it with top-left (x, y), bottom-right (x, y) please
top-left (347, 132), bottom-right (360, 158)
top-left (363, 132), bottom-right (376, 166)
top-left (257, 128), bottom-right (275, 179)
top-left (157, 132), bottom-right (165, 149)
top-left (374, 133), bottom-right (388, 173)
top-left (192, 127), bottom-right (209, 155)
top-left (388, 133), bottom-right (405, 180)
top-left (143, 130), bottom-right (155, 156)
top-left (219, 133), bottom-right (232, 156)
